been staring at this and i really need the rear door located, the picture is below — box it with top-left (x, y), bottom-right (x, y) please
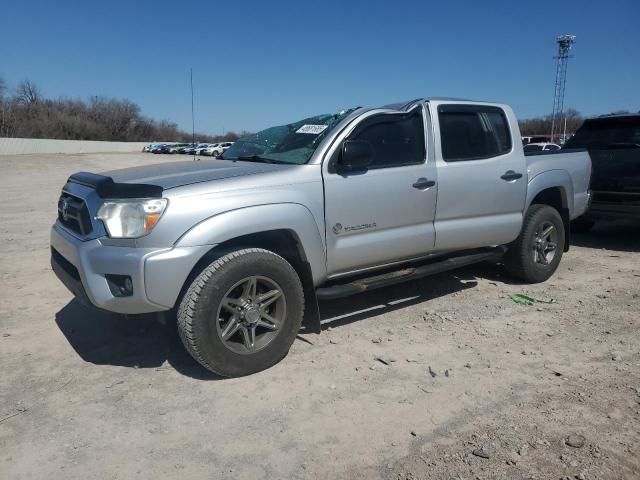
top-left (323, 105), bottom-right (438, 276)
top-left (432, 103), bottom-right (526, 250)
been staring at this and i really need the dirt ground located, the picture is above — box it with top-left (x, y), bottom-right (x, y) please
top-left (1, 153), bottom-right (639, 480)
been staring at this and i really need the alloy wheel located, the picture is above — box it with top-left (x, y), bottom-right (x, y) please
top-left (215, 276), bottom-right (286, 354)
top-left (532, 220), bottom-right (558, 265)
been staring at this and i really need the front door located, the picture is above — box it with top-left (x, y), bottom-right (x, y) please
top-left (323, 106), bottom-right (438, 276)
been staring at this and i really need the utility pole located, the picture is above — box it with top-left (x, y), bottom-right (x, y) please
top-left (550, 34), bottom-right (576, 143)
top-left (190, 68), bottom-right (196, 160)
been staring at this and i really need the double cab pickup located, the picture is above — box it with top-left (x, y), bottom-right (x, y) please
top-left (51, 98), bottom-right (591, 376)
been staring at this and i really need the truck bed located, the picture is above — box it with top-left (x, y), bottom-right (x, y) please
top-left (525, 148), bottom-right (592, 220)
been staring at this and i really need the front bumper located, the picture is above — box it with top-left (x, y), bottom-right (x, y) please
top-left (50, 224), bottom-right (212, 314)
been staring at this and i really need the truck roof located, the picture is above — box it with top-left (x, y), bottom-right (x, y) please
top-left (381, 97), bottom-right (496, 111)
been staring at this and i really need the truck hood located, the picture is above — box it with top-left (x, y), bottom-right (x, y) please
top-left (102, 159), bottom-right (296, 190)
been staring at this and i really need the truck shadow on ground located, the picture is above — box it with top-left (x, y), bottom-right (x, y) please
top-left (316, 270), bottom-right (480, 330)
top-left (55, 301), bottom-right (222, 380)
top-left (56, 270), bottom-right (486, 378)
top-left (570, 219), bottom-right (640, 253)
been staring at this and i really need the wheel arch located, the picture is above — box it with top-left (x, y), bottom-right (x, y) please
top-left (526, 172), bottom-right (573, 252)
top-left (174, 204), bottom-right (326, 332)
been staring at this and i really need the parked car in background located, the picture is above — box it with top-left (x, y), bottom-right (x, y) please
top-left (152, 144), bottom-right (170, 154)
top-left (202, 143), bottom-right (220, 156)
top-left (184, 143), bottom-right (211, 155)
top-left (195, 144), bottom-right (213, 155)
top-left (522, 135), bottom-right (552, 145)
top-left (168, 143), bottom-right (191, 154)
top-left (176, 144), bottom-right (194, 154)
top-left (50, 98), bottom-right (591, 377)
top-left (563, 113), bottom-right (640, 231)
top-left (147, 143), bottom-right (165, 152)
top-left (182, 145), bottom-right (196, 155)
top-left (211, 142), bottom-right (234, 158)
top-left (523, 143), bottom-right (561, 153)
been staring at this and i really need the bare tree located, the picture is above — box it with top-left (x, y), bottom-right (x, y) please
top-left (0, 79), bottom-right (241, 141)
top-left (0, 76), bottom-right (9, 137)
top-left (519, 109), bottom-right (584, 137)
top-left (16, 79), bottom-right (41, 105)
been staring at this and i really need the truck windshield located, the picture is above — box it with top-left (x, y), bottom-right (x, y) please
top-left (222, 109), bottom-right (356, 164)
top-left (564, 116), bottom-right (640, 149)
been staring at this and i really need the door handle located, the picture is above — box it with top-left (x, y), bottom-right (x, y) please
top-left (501, 170), bottom-right (523, 181)
top-left (412, 178), bottom-right (436, 189)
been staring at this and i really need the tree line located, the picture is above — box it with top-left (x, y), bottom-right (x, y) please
top-left (518, 108), bottom-right (636, 137)
top-left (1, 77), bottom-right (634, 142)
top-left (517, 108), bottom-right (584, 136)
top-left (0, 77), bottom-right (246, 143)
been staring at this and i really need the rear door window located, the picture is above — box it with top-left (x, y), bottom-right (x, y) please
top-left (438, 105), bottom-right (512, 161)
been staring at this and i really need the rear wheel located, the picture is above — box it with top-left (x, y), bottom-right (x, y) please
top-left (504, 204), bottom-right (565, 283)
top-left (177, 248), bottom-right (304, 377)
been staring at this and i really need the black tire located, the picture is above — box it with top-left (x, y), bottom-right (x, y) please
top-left (504, 204), bottom-right (565, 283)
top-left (571, 216), bottom-right (595, 233)
top-left (177, 248), bottom-right (304, 377)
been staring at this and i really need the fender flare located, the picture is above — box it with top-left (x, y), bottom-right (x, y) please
top-left (526, 169), bottom-right (573, 212)
top-left (175, 203), bottom-right (327, 286)
top-left (526, 169), bottom-right (573, 251)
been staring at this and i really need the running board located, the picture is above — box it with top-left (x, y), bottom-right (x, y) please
top-left (316, 247), bottom-right (506, 300)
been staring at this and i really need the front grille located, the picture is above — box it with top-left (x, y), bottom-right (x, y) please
top-left (58, 192), bottom-right (93, 235)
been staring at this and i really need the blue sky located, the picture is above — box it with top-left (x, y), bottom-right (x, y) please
top-left (1, 0), bottom-right (638, 134)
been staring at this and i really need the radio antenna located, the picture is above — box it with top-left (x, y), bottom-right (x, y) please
top-left (190, 67), bottom-right (196, 160)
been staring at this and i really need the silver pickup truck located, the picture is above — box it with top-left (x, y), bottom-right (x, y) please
top-left (51, 98), bottom-right (591, 376)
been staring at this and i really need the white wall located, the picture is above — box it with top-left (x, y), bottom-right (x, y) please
top-left (0, 138), bottom-right (150, 155)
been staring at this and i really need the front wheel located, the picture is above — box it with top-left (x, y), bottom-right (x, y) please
top-left (177, 248), bottom-right (304, 377)
top-left (504, 204), bottom-right (565, 283)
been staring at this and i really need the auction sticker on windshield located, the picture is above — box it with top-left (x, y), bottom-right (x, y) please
top-left (296, 124), bottom-right (329, 134)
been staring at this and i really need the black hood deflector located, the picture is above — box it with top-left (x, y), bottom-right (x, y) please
top-left (68, 172), bottom-right (163, 199)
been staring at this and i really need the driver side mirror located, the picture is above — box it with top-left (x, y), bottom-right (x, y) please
top-left (337, 140), bottom-right (374, 172)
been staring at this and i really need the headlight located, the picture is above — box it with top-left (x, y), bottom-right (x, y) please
top-left (96, 198), bottom-right (168, 238)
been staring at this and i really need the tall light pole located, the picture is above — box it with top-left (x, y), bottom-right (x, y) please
top-left (550, 34), bottom-right (576, 143)
top-left (190, 68), bottom-right (196, 160)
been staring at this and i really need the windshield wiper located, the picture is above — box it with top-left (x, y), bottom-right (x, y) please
top-left (236, 155), bottom-right (288, 164)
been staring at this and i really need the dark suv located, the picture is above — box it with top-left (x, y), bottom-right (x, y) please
top-left (564, 114), bottom-right (640, 231)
